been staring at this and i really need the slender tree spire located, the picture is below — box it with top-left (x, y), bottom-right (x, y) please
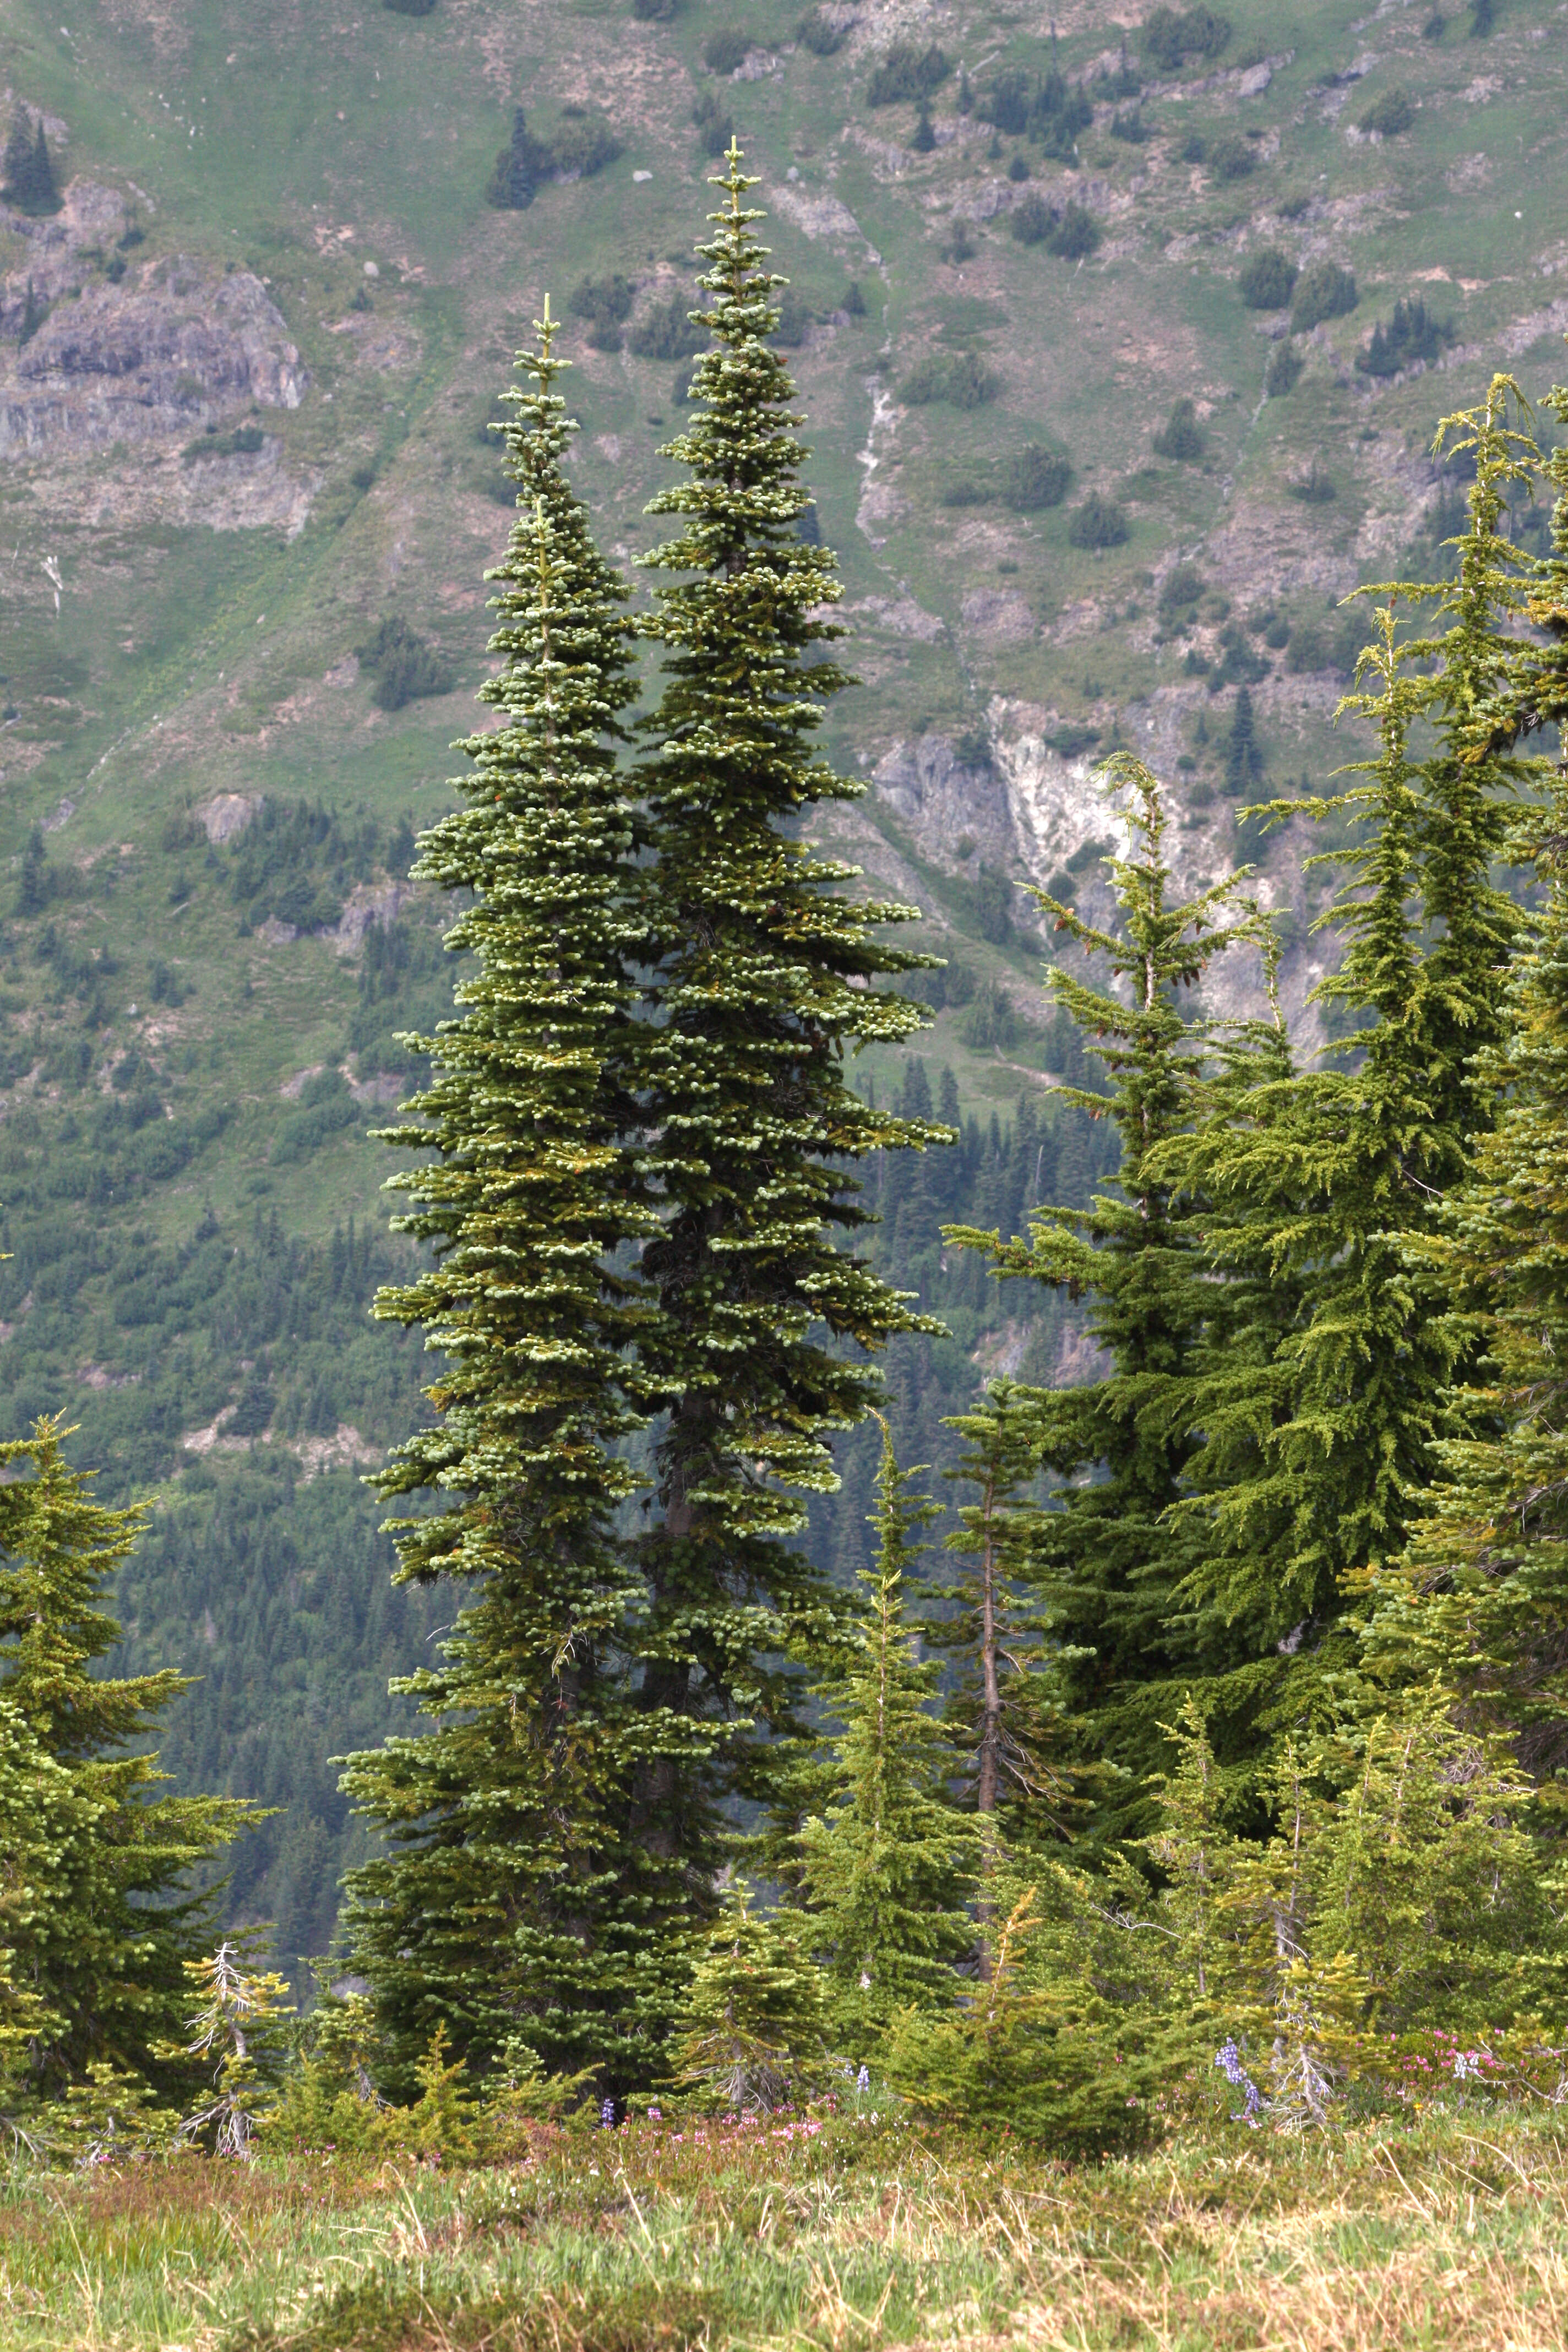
top-left (1164, 384), bottom-right (1548, 1767)
top-left (795, 1423), bottom-right (972, 2051)
top-left (949, 757), bottom-right (1262, 1842)
top-left (627, 143), bottom-right (943, 1871)
top-left (0, 1419), bottom-right (249, 2103)
top-left (340, 308), bottom-right (678, 2093)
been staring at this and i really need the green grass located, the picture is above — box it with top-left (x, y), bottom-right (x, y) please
top-left (3, 2106), bottom-right (1568, 2349)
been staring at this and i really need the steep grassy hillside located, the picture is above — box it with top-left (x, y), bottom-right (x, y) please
top-left (0, 0), bottom-right (1562, 1960)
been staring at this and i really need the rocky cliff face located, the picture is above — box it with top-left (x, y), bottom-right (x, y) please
top-left (0, 182), bottom-right (306, 460)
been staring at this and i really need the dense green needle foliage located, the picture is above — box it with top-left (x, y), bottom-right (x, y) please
top-left (1158, 383), bottom-right (1545, 1785)
top-left (1365, 792), bottom-right (1568, 1787)
top-left (0, 1420), bottom-right (249, 2106)
top-left (795, 1426), bottom-right (973, 2051)
top-left (339, 312), bottom-right (679, 2093)
top-left (627, 144), bottom-right (945, 1866)
top-left (929, 1379), bottom-right (1073, 1848)
top-left (669, 1877), bottom-right (833, 2112)
top-left (948, 758), bottom-right (1262, 1840)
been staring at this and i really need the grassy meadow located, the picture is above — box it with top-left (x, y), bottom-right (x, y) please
top-left (4, 2100), bottom-right (1568, 2351)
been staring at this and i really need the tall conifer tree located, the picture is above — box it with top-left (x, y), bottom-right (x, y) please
top-left (1164, 381), bottom-right (1543, 1756)
top-left (341, 312), bottom-right (678, 2091)
top-left (949, 759), bottom-right (1261, 1840)
top-left (0, 1420), bottom-right (248, 2103)
top-left (628, 144), bottom-right (941, 1869)
top-left (1365, 387), bottom-right (1568, 1764)
top-left (1363, 805), bottom-right (1568, 1778)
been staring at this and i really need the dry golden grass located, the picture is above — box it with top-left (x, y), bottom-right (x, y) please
top-left (3, 2109), bottom-right (1568, 2349)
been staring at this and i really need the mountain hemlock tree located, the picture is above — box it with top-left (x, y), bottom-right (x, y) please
top-left (340, 311), bottom-right (679, 2093)
top-left (795, 1424), bottom-right (973, 2052)
top-left (948, 757), bottom-right (1262, 1842)
top-left (1365, 784), bottom-right (1568, 1783)
top-left (0, 1419), bottom-right (249, 2109)
top-left (1163, 380), bottom-right (1541, 1760)
top-left (628, 142), bottom-right (945, 1879)
top-left (930, 1378), bottom-right (1075, 1874)
top-left (1363, 390), bottom-right (1568, 1765)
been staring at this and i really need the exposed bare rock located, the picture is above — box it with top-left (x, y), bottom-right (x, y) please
top-left (1055, 1320), bottom-right (1112, 1387)
top-left (195, 791), bottom-right (262, 843)
top-left (293, 1423), bottom-right (382, 1480)
top-left (331, 879), bottom-right (411, 954)
top-left (767, 182), bottom-right (879, 260)
top-left (848, 594), bottom-right (944, 640)
top-left (960, 589), bottom-right (1036, 644)
top-left (0, 249), bottom-right (307, 459)
top-left (873, 734), bottom-right (1016, 869)
top-left (1501, 298), bottom-right (1568, 357)
top-left (0, 180), bottom-right (127, 323)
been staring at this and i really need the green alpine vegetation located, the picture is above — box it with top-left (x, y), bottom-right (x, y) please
top-left (18, 91), bottom-right (1568, 2352)
top-left (623, 146), bottom-right (942, 1899)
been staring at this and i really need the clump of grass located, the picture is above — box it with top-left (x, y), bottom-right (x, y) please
top-left (7, 2109), bottom-right (1568, 2350)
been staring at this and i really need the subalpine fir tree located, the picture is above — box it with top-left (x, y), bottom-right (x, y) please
top-left (1164, 380), bottom-right (1542, 1747)
top-left (340, 312), bottom-right (678, 2092)
top-left (949, 758), bottom-right (1262, 1841)
top-left (3, 114), bottom-right (56, 215)
top-left (795, 1426), bottom-right (973, 2052)
top-left (0, 1419), bottom-right (248, 2104)
top-left (629, 143), bottom-right (943, 1870)
top-left (669, 1877), bottom-right (832, 2111)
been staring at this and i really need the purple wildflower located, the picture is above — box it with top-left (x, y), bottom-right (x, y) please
top-left (600, 2096), bottom-right (617, 2128)
top-left (1215, 2037), bottom-right (1264, 2126)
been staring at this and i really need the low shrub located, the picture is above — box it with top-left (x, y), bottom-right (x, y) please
top-left (867, 41), bottom-right (949, 106)
top-left (1049, 202), bottom-right (1101, 259)
top-left (693, 90), bottom-right (734, 156)
top-left (703, 26), bottom-right (750, 73)
top-left (1284, 606), bottom-right (1364, 678)
top-left (357, 616), bottom-right (456, 711)
top-left (1068, 493), bottom-right (1129, 550)
top-left (383, 0), bottom-right (437, 13)
top-left (1207, 131), bottom-right (1256, 181)
top-left (1158, 561), bottom-right (1205, 623)
top-left (1009, 191), bottom-right (1053, 247)
top-left (487, 107), bottom-right (620, 205)
top-left (550, 108), bottom-right (623, 178)
top-left (1141, 3), bottom-right (1232, 72)
top-left (1359, 86), bottom-right (1414, 137)
top-left (772, 290), bottom-right (813, 349)
top-left (1287, 460), bottom-right (1336, 504)
top-left (1152, 398), bottom-right (1204, 462)
top-left (1238, 247), bottom-right (1298, 309)
top-left (901, 350), bottom-right (1000, 410)
top-left (1264, 339), bottom-right (1304, 396)
top-left (629, 292), bottom-right (707, 361)
top-left (569, 275), bottom-right (636, 333)
top-left (1002, 446), bottom-right (1071, 511)
top-left (797, 7), bottom-right (847, 55)
top-left (181, 423), bottom-right (265, 465)
top-left (1291, 259), bottom-right (1357, 331)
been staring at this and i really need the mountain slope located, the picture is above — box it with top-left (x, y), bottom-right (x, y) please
top-left (0, 0), bottom-right (1562, 1960)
